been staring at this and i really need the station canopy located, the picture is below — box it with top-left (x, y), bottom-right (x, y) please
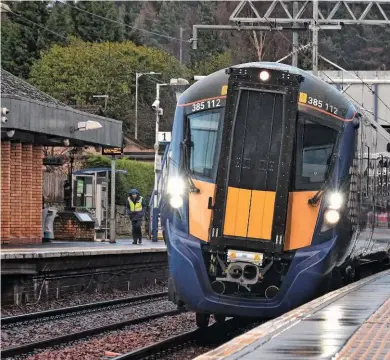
top-left (1, 69), bottom-right (122, 148)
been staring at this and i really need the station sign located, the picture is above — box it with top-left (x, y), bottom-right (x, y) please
top-left (158, 132), bottom-right (171, 143)
top-left (43, 157), bottom-right (64, 166)
top-left (102, 147), bottom-right (122, 156)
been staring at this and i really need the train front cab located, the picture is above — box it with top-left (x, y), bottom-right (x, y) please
top-left (163, 64), bottom-right (358, 325)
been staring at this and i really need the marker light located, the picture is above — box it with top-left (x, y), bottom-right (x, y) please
top-left (167, 176), bottom-right (185, 196)
top-left (324, 209), bottom-right (340, 225)
top-left (328, 192), bottom-right (343, 210)
top-left (259, 70), bottom-right (270, 81)
top-left (170, 195), bottom-right (183, 208)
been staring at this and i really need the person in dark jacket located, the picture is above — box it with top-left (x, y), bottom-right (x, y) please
top-left (125, 189), bottom-right (146, 244)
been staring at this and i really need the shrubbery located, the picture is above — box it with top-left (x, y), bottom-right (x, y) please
top-left (86, 155), bottom-right (154, 205)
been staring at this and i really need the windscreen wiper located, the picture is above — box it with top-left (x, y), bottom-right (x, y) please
top-left (308, 137), bottom-right (340, 206)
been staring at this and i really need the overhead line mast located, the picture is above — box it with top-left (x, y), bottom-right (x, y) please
top-left (191, 0), bottom-right (390, 75)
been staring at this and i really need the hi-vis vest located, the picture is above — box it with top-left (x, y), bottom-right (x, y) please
top-left (128, 197), bottom-right (143, 212)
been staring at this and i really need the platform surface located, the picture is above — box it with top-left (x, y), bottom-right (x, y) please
top-left (0, 239), bottom-right (166, 259)
top-left (195, 269), bottom-right (390, 360)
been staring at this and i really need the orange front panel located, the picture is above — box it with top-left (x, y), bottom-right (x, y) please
top-left (223, 187), bottom-right (239, 236)
top-left (247, 190), bottom-right (265, 239)
top-left (262, 191), bottom-right (276, 240)
top-left (284, 191), bottom-right (321, 250)
top-left (223, 187), bottom-right (251, 237)
top-left (189, 179), bottom-right (216, 242)
top-left (247, 191), bottom-right (275, 240)
top-left (235, 189), bottom-right (252, 237)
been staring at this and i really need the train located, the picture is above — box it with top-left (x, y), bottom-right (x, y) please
top-left (159, 62), bottom-right (390, 327)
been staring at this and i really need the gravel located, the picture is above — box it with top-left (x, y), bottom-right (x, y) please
top-left (2, 282), bottom-right (168, 317)
top-left (18, 312), bottom-right (197, 360)
top-left (2, 299), bottom-right (176, 349)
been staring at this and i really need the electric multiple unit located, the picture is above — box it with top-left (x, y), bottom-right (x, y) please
top-left (160, 62), bottom-right (390, 327)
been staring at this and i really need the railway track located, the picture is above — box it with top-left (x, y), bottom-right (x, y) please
top-left (1, 291), bottom-right (177, 359)
top-left (2, 291), bottom-right (168, 325)
top-left (1, 309), bottom-right (181, 359)
top-left (111, 317), bottom-right (261, 360)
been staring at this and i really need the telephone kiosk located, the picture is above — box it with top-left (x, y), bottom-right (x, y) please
top-left (72, 168), bottom-right (127, 239)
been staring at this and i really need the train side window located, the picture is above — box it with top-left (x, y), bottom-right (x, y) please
top-left (187, 110), bottom-right (221, 179)
top-left (363, 145), bottom-right (370, 198)
top-left (387, 158), bottom-right (390, 196)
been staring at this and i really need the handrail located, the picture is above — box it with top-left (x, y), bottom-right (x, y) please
top-left (148, 145), bottom-right (170, 209)
top-left (148, 145), bottom-right (170, 238)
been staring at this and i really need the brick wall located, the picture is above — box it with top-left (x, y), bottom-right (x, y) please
top-left (54, 212), bottom-right (95, 241)
top-left (1, 141), bottom-right (43, 245)
top-left (1, 141), bottom-right (11, 243)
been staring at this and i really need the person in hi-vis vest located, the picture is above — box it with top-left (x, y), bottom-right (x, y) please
top-left (125, 189), bottom-right (146, 244)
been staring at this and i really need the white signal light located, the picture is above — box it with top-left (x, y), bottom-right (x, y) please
top-left (259, 71), bottom-right (270, 81)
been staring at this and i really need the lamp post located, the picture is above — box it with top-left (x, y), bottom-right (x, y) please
top-left (135, 72), bottom-right (161, 140)
top-left (151, 78), bottom-right (189, 242)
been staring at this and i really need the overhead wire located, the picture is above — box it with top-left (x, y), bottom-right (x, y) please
top-left (315, 19), bottom-right (390, 119)
top-left (9, 9), bottom-right (70, 42)
top-left (63, 1), bottom-right (187, 43)
top-left (256, 1), bottom-right (390, 126)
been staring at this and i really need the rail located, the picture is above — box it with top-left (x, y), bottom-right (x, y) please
top-left (111, 317), bottom-right (259, 360)
top-left (2, 291), bottom-right (168, 325)
top-left (1, 309), bottom-right (180, 358)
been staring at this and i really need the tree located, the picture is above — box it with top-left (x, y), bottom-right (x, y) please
top-left (191, 51), bottom-right (233, 76)
top-left (69, 1), bottom-right (124, 42)
top-left (189, 2), bottom-right (227, 66)
top-left (1, 1), bottom-right (50, 78)
top-left (29, 38), bottom-right (187, 146)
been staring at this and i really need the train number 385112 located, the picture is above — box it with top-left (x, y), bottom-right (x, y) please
top-left (191, 98), bottom-right (221, 112)
top-left (307, 96), bottom-right (338, 115)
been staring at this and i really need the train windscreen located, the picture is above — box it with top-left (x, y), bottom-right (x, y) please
top-left (187, 110), bottom-right (221, 179)
top-left (294, 113), bottom-right (339, 190)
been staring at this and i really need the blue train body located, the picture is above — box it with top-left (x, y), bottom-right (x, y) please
top-left (160, 63), bottom-right (390, 325)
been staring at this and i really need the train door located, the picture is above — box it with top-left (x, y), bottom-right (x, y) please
top-left (210, 68), bottom-right (301, 253)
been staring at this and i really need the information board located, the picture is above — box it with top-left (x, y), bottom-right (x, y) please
top-left (102, 147), bottom-right (122, 155)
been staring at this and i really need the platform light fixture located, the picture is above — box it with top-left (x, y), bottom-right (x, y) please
top-left (70, 120), bottom-right (103, 133)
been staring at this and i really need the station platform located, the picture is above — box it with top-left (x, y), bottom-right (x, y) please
top-left (196, 269), bottom-right (390, 360)
top-left (1, 239), bottom-right (168, 304)
top-left (1, 238), bottom-right (166, 259)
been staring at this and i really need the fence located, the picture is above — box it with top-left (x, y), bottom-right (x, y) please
top-left (43, 172), bottom-right (66, 202)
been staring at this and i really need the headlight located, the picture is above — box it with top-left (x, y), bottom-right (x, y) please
top-left (324, 209), bottom-right (340, 225)
top-left (259, 70), bottom-right (270, 81)
top-left (327, 192), bottom-right (343, 210)
top-left (170, 195), bottom-right (183, 208)
top-left (167, 176), bottom-right (185, 196)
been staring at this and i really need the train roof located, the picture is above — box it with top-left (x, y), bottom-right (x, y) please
top-left (179, 62), bottom-right (356, 123)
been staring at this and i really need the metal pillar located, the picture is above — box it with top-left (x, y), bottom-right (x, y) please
top-left (179, 27), bottom-right (183, 65)
top-left (312, 0), bottom-right (319, 76)
top-left (135, 73), bottom-right (140, 140)
top-left (292, 1), bottom-right (299, 67)
top-left (152, 84), bottom-right (162, 242)
top-left (109, 157), bottom-right (116, 243)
